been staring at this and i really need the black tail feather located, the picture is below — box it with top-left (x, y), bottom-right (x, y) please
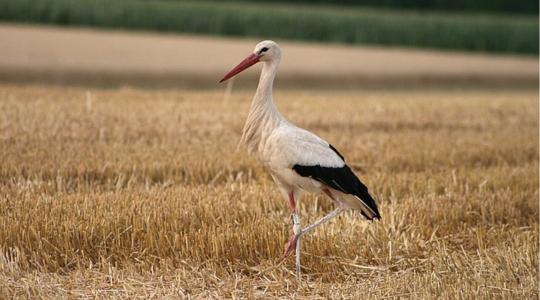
top-left (292, 164), bottom-right (381, 220)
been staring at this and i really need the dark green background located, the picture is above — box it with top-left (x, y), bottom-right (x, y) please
top-left (0, 0), bottom-right (537, 54)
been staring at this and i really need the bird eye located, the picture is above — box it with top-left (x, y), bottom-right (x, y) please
top-left (260, 47), bottom-right (269, 53)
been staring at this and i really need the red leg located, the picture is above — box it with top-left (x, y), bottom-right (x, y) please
top-left (284, 190), bottom-right (300, 257)
top-left (288, 191), bottom-right (296, 213)
top-left (284, 234), bottom-right (299, 257)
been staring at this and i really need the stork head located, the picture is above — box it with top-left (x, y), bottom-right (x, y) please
top-left (219, 40), bottom-right (281, 83)
top-left (254, 40), bottom-right (281, 62)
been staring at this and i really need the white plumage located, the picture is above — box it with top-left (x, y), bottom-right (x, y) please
top-left (266, 126), bottom-right (344, 192)
top-left (220, 40), bottom-right (380, 278)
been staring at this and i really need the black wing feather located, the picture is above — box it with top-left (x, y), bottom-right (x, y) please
top-left (292, 146), bottom-right (381, 220)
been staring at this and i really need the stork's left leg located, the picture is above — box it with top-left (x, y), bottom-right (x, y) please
top-left (284, 214), bottom-right (301, 258)
top-left (284, 192), bottom-right (301, 256)
top-left (284, 191), bottom-right (302, 278)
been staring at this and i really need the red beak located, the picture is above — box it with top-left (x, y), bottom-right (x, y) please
top-left (219, 53), bottom-right (260, 83)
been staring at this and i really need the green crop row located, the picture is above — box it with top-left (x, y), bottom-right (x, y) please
top-left (0, 0), bottom-right (537, 54)
top-left (158, 0), bottom-right (539, 14)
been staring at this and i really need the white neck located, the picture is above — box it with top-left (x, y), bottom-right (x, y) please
top-left (254, 60), bottom-right (277, 100)
top-left (239, 59), bottom-right (285, 154)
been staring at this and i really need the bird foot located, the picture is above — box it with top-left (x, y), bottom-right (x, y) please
top-left (283, 234), bottom-right (299, 257)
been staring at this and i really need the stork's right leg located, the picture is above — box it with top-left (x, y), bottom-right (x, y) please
top-left (300, 207), bottom-right (344, 237)
top-left (294, 188), bottom-right (344, 248)
top-left (285, 189), bottom-right (338, 257)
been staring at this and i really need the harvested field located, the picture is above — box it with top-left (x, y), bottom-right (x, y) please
top-left (0, 84), bottom-right (537, 298)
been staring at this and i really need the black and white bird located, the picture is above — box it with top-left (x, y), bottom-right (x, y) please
top-left (220, 40), bottom-right (381, 278)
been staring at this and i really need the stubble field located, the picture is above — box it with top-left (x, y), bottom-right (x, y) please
top-left (0, 84), bottom-right (538, 298)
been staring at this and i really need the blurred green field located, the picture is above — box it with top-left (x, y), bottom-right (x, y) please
top-left (0, 0), bottom-right (537, 54)
top-left (216, 0), bottom-right (539, 14)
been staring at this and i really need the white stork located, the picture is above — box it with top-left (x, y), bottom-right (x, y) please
top-left (219, 40), bottom-right (381, 278)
